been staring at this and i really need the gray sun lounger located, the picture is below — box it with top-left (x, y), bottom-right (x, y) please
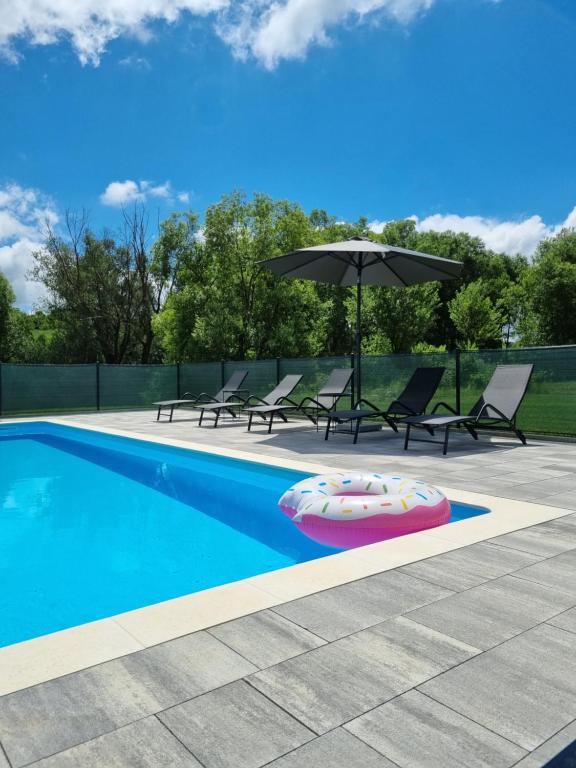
top-left (324, 366), bottom-right (446, 444)
top-left (403, 363), bottom-right (534, 455)
top-left (298, 368), bottom-right (354, 427)
top-left (153, 370), bottom-right (248, 422)
top-left (198, 374), bottom-right (303, 429)
top-left (243, 375), bottom-right (304, 433)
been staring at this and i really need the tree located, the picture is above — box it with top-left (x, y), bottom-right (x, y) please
top-left (0, 272), bottom-right (14, 360)
top-left (449, 280), bottom-right (504, 348)
top-left (520, 229), bottom-right (576, 345)
top-left (155, 192), bottom-right (325, 361)
top-left (32, 208), bottom-right (185, 363)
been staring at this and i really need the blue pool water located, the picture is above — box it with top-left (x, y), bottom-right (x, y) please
top-left (0, 422), bottom-right (488, 647)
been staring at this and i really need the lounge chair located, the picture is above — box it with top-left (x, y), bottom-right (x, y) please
top-left (243, 375), bottom-right (304, 433)
top-left (403, 363), bottom-right (534, 455)
top-left (153, 370), bottom-right (248, 422)
top-left (298, 368), bottom-right (354, 427)
top-left (324, 366), bottom-right (446, 444)
top-left (197, 375), bottom-right (302, 429)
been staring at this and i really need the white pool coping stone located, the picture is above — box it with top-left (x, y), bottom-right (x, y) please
top-left (0, 415), bottom-right (573, 696)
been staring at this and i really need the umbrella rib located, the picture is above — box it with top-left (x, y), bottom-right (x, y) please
top-left (270, 251), bottom-right (328, 277)
top-left (376, 254), bottom-right (409, 287)
top-left (386, 252), bottom-right (461, 279)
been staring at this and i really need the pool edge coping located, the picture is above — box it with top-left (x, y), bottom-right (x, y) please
top-left (0, 415), bottom-right (574, 697)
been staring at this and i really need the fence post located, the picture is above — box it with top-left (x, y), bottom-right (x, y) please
top-left (220, 360), bottom-right (225, 388)
top-left (95, 362), bottom-right (101, 411)
top-left (176, 362), bottom-right (181, 399)
top-left (455, 348), bottom-right (461, 413)
top-left (350, 353), bottom-right (355, 408)
top-left (276, 358), bottom-right (281, 385)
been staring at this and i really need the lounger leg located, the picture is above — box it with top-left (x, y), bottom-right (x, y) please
top-left (404, 424), bottom-right (411, 451)
top-left (169, 406), bottom-right (175, 423)
top-left (384, 415), bottom-right (398, 433)
top-left (199, 409), bottom-right (204, 427)
top-left (214, 410), bottom-right (220, 428)
top-left (516, 429), bottom-right (527, 445)
top-left (157, 406), bottom-right (162, 421)
top-left (324, 417), bottom-right (332, 441)
top-left (353, 417), bottom-right (362, 445)
top-left (247, 413), bottom-right (253, 432)
top-left (465, 424), bottom-right (478, 440)
top-left (268, 412), bottom-right (274, 434)
top-left (443, 426), bottom-right (450, 455)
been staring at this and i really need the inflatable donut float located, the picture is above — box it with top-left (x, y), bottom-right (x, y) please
top-left (279, 472), bottom-right (450, 549)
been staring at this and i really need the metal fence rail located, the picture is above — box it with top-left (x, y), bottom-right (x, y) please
top-left (1, 345), bottom-right (575, 437)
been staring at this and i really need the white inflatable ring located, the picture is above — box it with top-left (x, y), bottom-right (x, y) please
top-left (279, 472), bottom-right (451, 548)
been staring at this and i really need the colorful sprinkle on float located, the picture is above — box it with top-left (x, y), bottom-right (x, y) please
top-left (279, 472), bottom-right (451, 549)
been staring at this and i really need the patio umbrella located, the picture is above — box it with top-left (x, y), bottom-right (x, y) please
top-left (258, 236), bottom-right (462, 404)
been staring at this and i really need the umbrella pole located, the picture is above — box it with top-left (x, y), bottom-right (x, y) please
top-left (355, 260), bottom-right (362, 406)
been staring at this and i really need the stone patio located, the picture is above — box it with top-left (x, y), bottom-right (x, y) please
top-left (2, 411), bottom-right (576, 767)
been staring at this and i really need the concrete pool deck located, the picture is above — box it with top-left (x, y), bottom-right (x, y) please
top-left (2, 411), bottom-right (576, 766)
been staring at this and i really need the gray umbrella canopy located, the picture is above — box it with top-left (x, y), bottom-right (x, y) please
top-left (258, 236), bottom-right (462, 404)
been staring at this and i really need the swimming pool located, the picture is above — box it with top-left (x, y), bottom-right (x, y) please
top-left (0, 422), bottom-right (488, 647)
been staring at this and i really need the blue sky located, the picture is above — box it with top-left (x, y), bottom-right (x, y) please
top-left (0, 0), bottom-right (575, 305)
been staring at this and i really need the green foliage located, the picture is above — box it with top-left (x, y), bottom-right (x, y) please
top-left (519, 229), bottom-right (576, 345)
top-left (411, 342), bottom-right (447, 353)
top-left (0, 272), bottom-right (15, 360)
top-left (1, 192), bottom-right (574, 364)
top-left (449, 280), bottom-right (504, 348)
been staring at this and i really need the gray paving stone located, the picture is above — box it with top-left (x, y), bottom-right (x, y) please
top-left (545, 492), bottom-right (576, 511)
top-left (548, 606), bottom-right (576, 634)
top-left (515, 549), bottom-right (576, 596)
top-left (272, 570), bottom-right (452, 641)
top-left (208, 610), bottom-right (326, 669)
top-left (0, 632), bottom-right (256, 767)
top-left (249, 616), bottom-right (479, 734)
top-left (488, 518), bottom-right (576, 557)
top-left (345, 689), bottom-right (527, 768)
top-left (30, 717), bottom-right (201, 767)
top-left (406, 574), bottom-right (576, 649)
top-left (265, 729), bottom-right (396, 768)
top-left (119, 630), bottom-right (257, 702)
top-left (0, 662), bottom-right (163, 768)
top-left (159, 680), bottom-right (314, 768)
top-left (512, 719), bottom-right (576, 767)
top-left (399, 542), bottom-right (541, 591)
top-left (420, 624), bottom-right (576, 751)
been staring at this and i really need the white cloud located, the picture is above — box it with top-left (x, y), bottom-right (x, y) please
top-left (0, 0), bottom-right (229, 66)
top-left (0, 0), bottom-right (450, 69)
top-left (369, 207), bottom-right (576, 256)
top-left (217, 0), bottom-right (435, 69)
top-left (0, 183), bottom-right (57, 307)
top-left (99, 179), bottom-right (187, 207)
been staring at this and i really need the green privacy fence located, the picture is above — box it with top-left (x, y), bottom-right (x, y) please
top-left (1, 345), bottom-right (575, 437)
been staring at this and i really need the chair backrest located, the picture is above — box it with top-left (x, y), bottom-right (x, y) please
top-left (316, 368), bottom-right (354, 409)
top-left (388, 367), bottom-right (445, 415)
top-left (214, 370), bottom-right (249, 401)
top-left (263, 374), bottom-right (303, 405)
top-left (469, 364), bottom-right (534, 422)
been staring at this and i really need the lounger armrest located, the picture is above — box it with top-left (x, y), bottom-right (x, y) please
top-left (431, 401), bottom-right (458, 415)
top-left (356, 398), bottom-right (382, 412)
top-left (386, 399), bottom-right (417, 416)
top-left (298, 396), bottom-right (325, 410)
top-left (280, 396), bottom-right (300, 407)
top-left (243, 394), bottom-right (268, 407)
top-left (181, 392), bottom-right (198, 399)
top-left (195, 393), bottom-right (219, 404)
top-left (475, 402), bottom-right (509, 423)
